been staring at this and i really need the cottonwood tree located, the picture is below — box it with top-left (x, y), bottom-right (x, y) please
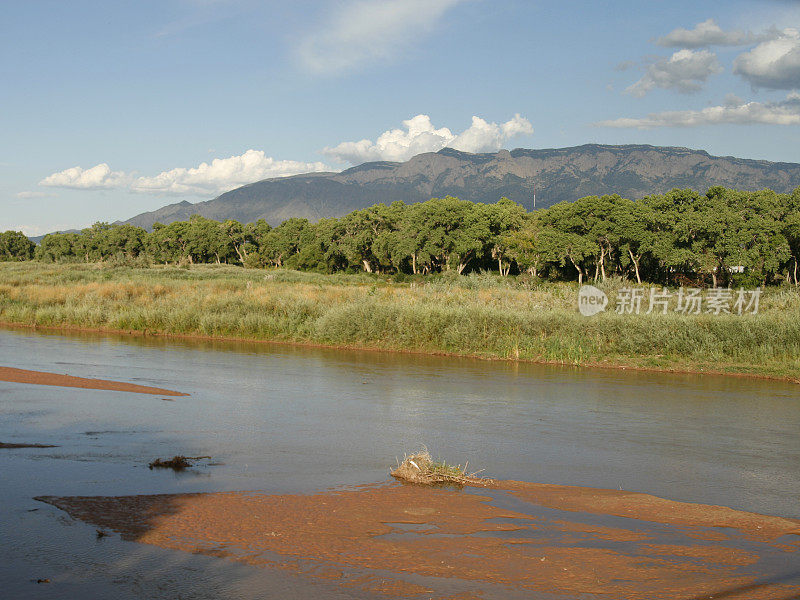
top-left (485, 198), bottom-right (527, 276)
top-left (35, 232), bottom-right (79, 262)
top-left (0, 231), bottom-right (35, 261)
top-left (257, 218), bottom-right (311, 268)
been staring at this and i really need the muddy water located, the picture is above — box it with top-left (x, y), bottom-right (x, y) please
top-left (1, 328), bottom-right (798, 599)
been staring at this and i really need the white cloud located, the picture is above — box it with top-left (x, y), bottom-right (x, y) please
top-left (40, 163), bottom-right (131, 190)
top-left (655, 18), bottom-right (767, 48)
top-left (39, 114), bottom-right (534, 198)
top-left (323, 115), bottom-right (454, 163)
top-left (595, 92), bottom-right (800, 129)
top-left (39, 150), bottom-right (332, 197)
top-left (451, 115), bottom-right (534, 153)
top-left (15, 191), bottom-right (53, 199)
top-left (130, 150), bottom-right (330, 195)
top-left (500, 115), bottom-right (535, 138)
top-left (734, 28), bottom-right (800, 90)
top-left (297, 0), bottom-right (467, 74)
top-left (323, 114), bottom-right (533, 164)
top-left (626, 49), bottom-right (723, 97)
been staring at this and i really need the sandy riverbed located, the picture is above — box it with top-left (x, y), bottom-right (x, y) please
top-left (37, 480), bottom-right (800, 600)
top-left (0, 366), bottom-right (188, 396)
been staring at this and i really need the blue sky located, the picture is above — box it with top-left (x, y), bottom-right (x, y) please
top-left (2, 0), bottom-right (799, 234)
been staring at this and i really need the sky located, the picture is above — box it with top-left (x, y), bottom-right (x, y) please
top-left (2, 0), bottom-right (799, 235)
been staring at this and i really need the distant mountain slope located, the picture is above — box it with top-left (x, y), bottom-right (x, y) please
top-left (122, 144), bottom-right (800, 229)
top-left (29, 229), bottom-right (80, 244)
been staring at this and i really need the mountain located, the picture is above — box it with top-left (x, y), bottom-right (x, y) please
top-left (29, 229), bottom-right (80, 244)
top-left (122, 144), bottom-right (800, 229)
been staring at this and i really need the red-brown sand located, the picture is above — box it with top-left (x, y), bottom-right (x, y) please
top-left (38, 480), bottom-right (800, 600)
top-left (0, 366), bottom-right (188, 396)
top-left (494, 480), bottom-right (800, 541)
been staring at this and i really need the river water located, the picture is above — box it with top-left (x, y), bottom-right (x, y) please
top-left (1, 328), bottom-right (798, 599)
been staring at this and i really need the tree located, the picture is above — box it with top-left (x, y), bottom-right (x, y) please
top-left (784, 188), bottom-right (800, 285)
top-left (97, 224), bottom-right (146, 259)
top-left (241, 219), bottom-right (273, 268)
top-left (502, 214), bottom-right (551, 277)
top-left (222, 219), bottom-right (251, 264)
top-left (406, 197), bottom-right (492, 274)
top-left (538, 197), bottom-right (617, 283)
top-left (0, 231), bottom-right (35, 261)
top-left (545, 228), bottom-right (597, 285)
top-left (731, 189), bottom-right (791, 285)
top-left (614, 199), bottom-right (658, 284)
top-left (258, 218), bottom-right (310, 268)
top-left (183, 216), bottom-right (234, 264)
top-left (146, 221), bottom-right (192, 263)
top-left (485, 198), bottom-right (527, 276)
top-left (35, 232), bottom-right (78, 262)
top-left (73, 222), bottom-right (113, 262)
top-left (336, 205), bottom-right (393, 273)
top-left (540, 196), bottom-right (613, 282)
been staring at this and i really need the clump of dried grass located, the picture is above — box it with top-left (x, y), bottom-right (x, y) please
top-left (390, 448), bottom-right (492, 487)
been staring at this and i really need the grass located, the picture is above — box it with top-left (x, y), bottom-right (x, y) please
top-left (1, 262), bottom-right (799, 381)
top-left (390, 449), bottom-right (491, 486)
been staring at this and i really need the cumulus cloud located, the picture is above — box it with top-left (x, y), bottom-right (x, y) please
top-left (595, 92), bottom-right (800, 129)
top-left (625, 49), bottom-right (723, 97)
top-left (323, 114), bottom-right (533, 164)
top-left (655, 18), bottom-right (767, 48)
top-left (40, 163), bottom-right (131, 190)
top-left (39, 150), bottom-right (332, 197)
top-left (297, 0), bottom-right (467, 74)
top-left (129, 150), bottom-right (330, 195)
top-left (734, 28), bottom-right (800, 90)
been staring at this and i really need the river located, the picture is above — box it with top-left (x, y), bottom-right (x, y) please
top-left (1, 328), bottom-right (798, 599)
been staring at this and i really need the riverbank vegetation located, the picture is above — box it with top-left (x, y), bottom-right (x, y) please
top-left (13, 185), bottom-right (800, 287)
top-left (1, 262), bottom-right (799, 380)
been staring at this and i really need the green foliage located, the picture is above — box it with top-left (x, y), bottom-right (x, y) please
top-left (21, 187), bottom-right (800, 286)
top-left (0, 230), bottom-right (35, 261)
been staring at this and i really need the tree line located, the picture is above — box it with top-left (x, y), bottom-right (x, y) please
top-left (13, 186), bottom-right (800, 286)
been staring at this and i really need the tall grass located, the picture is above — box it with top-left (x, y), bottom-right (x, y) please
top-left (1, 262), bottom-right (799, 379)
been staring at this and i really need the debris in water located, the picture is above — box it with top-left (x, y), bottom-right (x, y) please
top-left (0, 442), bottom-right (58, 449)
top-left (148, 455), bottom-right (211, 471)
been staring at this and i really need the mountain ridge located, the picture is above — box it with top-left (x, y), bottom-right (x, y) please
top-left (115, 143), bottom-right (800, 230)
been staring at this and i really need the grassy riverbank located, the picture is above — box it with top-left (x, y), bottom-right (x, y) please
top-left (1, 262), bottom-right (799, 381)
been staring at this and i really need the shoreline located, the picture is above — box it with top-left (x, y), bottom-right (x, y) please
top-left (2, 319), bottom-right (799, 386)
top-left (0, 364), bottom-right (188, 396)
